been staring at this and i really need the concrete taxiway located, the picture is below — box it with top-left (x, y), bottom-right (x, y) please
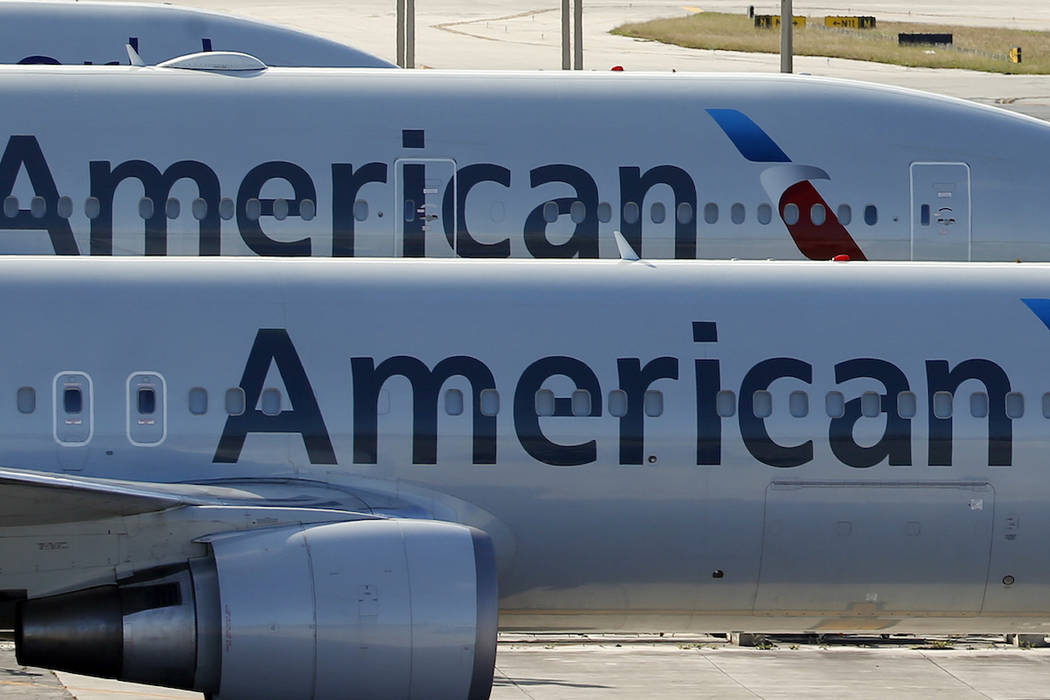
top-left (8, 635), bottom-right (1050, 699)
top-left (101, 0), bottom-right (1050, 120)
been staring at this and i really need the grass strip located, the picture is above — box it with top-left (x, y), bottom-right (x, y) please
top-left (612, 12), bottom-right (1050, 73)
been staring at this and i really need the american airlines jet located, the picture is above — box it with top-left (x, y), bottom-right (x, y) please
top-left (0, 1), bottom-right (394, 68)
top-left (4, 254), bottom-right (1050, 698)
top-left (0, 63), bottom-right (1047, 261)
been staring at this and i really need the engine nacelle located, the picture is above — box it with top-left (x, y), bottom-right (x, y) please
top-left (16, 519), bottom-right (498, 700)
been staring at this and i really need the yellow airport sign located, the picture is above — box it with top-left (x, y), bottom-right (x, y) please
top-left (825, 15), bottom-right (876, 29)
top-left (754, 15), bottom-right (806, 29)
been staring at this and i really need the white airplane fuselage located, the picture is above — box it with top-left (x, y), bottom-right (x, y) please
top-left (0, 1), bottom-right (394, 67)
top-left (0, 67), bottom-right (1048, 262)
top-left (2, 256), bottom-right (1050, 635)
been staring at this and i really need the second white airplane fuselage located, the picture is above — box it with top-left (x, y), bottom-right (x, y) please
top-left (1, 256), bottom-right (1049, 633)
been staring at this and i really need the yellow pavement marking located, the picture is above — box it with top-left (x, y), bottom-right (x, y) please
top-left (682, 6), bottom-right (704, 13)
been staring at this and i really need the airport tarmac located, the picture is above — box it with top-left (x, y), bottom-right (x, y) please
top-left (108, 0), bottom-right (1050, 120)
top-left (7, 635), bottom-right (1050, 699)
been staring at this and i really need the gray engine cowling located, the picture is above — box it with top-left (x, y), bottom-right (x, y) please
top-left (16, 519), bottom-right (498, 700)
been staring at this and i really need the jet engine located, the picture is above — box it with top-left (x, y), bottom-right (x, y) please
top-left (16, 519), bottom-right (497, 700)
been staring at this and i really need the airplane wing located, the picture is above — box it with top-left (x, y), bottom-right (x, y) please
top-left (0, 466), bottom-right (376, 526)
top-left (0, 467), bottom-right (196, 526)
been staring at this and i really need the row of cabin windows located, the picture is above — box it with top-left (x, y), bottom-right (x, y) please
top-left (716, 390), bottom-right (1030, 420)
top-left (533, 389), bottom-right (664, 417)
top-left (2, 196), bottom-right (317, 223)
top-left (509, 201), bottom-right (878, 228)
top-left (19, 385), bottom-right (666, 419)
top-left (21, 386), bottom-right (1040, 420)
top-left (3, 195), bottom-right (879, 229)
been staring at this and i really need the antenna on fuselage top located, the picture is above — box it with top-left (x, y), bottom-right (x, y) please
top-left (613, 230), bottom-right (641, 261)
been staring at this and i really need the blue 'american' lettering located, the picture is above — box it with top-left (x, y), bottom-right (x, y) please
top-left (214, 325), bottom-right (1016, 469)
top-left (0, 135), bottom-right (700, 258)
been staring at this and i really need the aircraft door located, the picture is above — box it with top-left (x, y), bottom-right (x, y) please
top-left (756, 481), bottom-right (993, 618)
top-left (127, 372), bottom-right (166, 446)
top-left (910, 162), bottom-right (971, 260)
top-left (395, 159), bottom-right (457, 257)
top-left (53, 372), bottom-right (92, 448)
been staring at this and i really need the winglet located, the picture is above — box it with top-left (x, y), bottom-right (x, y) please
top-left (613, 230), bottom-right (640, 261)
top-left (126, 43), bottom-right (145, 67)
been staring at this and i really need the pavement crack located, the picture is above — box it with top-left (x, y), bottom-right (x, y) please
top-left (697, 653), bottom-right (764, 698)
top-left (918, 651), bottom-right (994, 699)
top-left (494, 663), bottom-right (538, 699)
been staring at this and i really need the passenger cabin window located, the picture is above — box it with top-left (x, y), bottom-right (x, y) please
top-left (608, 390), bottom-right (628, 418)
top-left (225, 388), bottom-right (246, 416)
top-left (64, 387), bottom-right (82, 414)
top-left (219, 198), bottom-right (235, 220)
top-left (596, 202), bottom-right (613, 223)
top-left (752, 390), bottom-right (772, 418)
top-left (861, 391), bottom-right (880, 418)
top-left (354, 199), bottom-right (369, 221)
top-left (731, 203), bottom-right (745, 225)
top-left (571, 389), bottom-right (591, 417)
top-left (716, 390), bottom-right (736, 417)
top-left (542, 201), bottom-right (559, 223)
top-left (898, 391), bottom-right (917, 418)
top-left (261, 388), bottom-right (282, 416)
top-left (192, 198), bottom-right (208, 221)
top-left (138, 388), bottom-right (156, 415)
top-left (623, 201), bottom-right (640, 225)
top-left (864, 205), bottom-right (878, 226)
top-left (970, 392), bottom-right (988, 418)
top-left (272, 198), bottom-right (288, 221)
top-left (644, 390), bottom-right (664, 417)
top-left (789, 390), bottom-right (808, 418)
top-left (932, 391), bottom-right (953, 419)
top-left (704, 203), bottom-right (719, 224)
top-left (837, 204), bottom-right (852, 225)
top-left (825, 391), bottom-right (845, 419)
top-left (479, 389), bottom-right (500, 417)
top-left (783, 203), bottom-right (799, 226)
top-left (571, 201), bottom-right (587, 224)
top-left (1006, 392), bottom-right (1024, 419)
top-left (535, 389), bottom-right (555, 417)
top-left (445, 388), bottom-right (464, 416)
top-left (676, 202), bottom-right (694, 224)
top-left (188, 387), bottom-right (208, 415)
top-left (757, 203), bottom-right (772, 225)
top-left (245, 198), bottom-right (262, 222)
top-left (810, 204), bottom-right (826, 226)
top-left (650, 202), bottom-right (666, 224)
top-left (1042, 392), bottom-right (1050, 419)
top-left (16, 387), bottom-right (35, 414)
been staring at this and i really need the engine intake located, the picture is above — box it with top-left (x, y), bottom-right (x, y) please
top-left (16, 519), bottom-right (497, 700)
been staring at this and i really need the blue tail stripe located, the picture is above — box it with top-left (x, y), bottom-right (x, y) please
top-left (1022, 298), bottom-right (1050, 331)
top-left (706, 108), bottom-right (791, 163)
